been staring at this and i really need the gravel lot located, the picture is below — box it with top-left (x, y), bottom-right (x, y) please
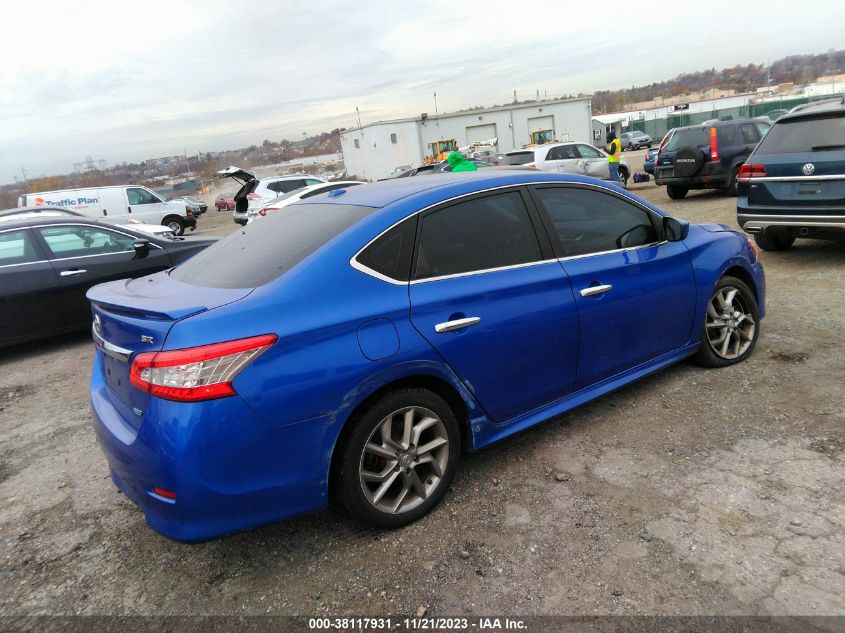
top-left (1, 165), bottom-right (844, 619)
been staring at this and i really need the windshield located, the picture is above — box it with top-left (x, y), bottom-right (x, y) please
top-left (755, 113), bottom-right (845, 154)
top-left (170, 203), bottom-right (374, 288)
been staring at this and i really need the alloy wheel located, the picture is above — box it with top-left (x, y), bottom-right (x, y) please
top-left (358, 406), bottom-right (449, 515)
top-left (705, 285), bottom-right (756, 359)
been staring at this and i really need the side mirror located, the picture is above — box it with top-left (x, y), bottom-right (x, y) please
top-left (132, 239), bottom-right (151, 260)
top-left (663, 216), bottom-right (689, 242)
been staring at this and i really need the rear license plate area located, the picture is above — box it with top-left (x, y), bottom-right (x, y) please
top-left (797, 182), bottom-right (822, 195)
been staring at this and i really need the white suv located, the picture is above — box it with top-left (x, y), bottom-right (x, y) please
top-left (215, 167), bottom-right (325, 225)
top-left (501, 143), bottom-right (630, 186)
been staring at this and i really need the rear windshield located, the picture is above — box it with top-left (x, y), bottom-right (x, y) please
top-left (502, 151), bottom-right (535, 165)
top-left (754, 113), bottom-right (845, 154)
top-left (664, 127), bottom-right (709, 151)
top-left (170, 203), bottom-right (374, 288)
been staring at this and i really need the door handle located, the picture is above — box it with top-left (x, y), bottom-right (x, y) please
top-left (435, 317), bottom-right (480, 333)
top-left (580, 284), bottom-right (612, 297)
top-left (60, 269), bottom-right (87, 277)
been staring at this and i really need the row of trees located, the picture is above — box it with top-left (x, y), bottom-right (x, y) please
top-left (592, 49), bottom-right (845, 113)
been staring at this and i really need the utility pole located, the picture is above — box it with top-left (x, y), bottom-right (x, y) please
top-left (433, 92), bottom-right (439, 118)
top-left (20, 167), bottom-right (29, 191)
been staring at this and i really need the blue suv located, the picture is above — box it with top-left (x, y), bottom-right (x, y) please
top-left (737, 98), bottom-right (845, 250)
top-left (87, 172), bottom-right (765, 541)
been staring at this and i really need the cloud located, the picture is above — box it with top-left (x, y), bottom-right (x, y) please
top-left (2, 0), bottom-right (844, 182)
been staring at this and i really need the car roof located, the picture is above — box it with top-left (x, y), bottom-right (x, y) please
top-left (0, 205), bottom-right (82, 216)
top-left (293, 170), bottom-right (628, 210)
top-left (673, 118), bottom-right (761, 131)
top-left (0, 215), bottom-right (149, 234)
top-left (780, 98), bottom-right (845, 121)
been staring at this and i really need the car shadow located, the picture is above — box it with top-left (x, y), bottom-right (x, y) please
top-left (0, 330), bottom-right (92, 366)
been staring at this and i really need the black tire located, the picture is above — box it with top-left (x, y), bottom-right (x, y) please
top-left (753, 232), bottom-right (795, 252)
top-left (667, 185), bottom-right (689, 200)
top-left (162, 216), bottom-right (185, 235)
top-left (726, 165), bottom-right (740, 196)
top-left (336, 388), bottom-right (461, 528)
top-left (673, 146), bottom-right (706, 177)
top-left (692, 276), bottom-right (760, 368)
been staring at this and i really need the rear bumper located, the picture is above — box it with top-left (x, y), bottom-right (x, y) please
top-left (737, 202), bottom-right (845, 235)
top-left (90, 353), bottom-right (330, 541)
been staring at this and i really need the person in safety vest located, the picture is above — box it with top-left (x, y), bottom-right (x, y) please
top-left (446, 151), bottom-right (478, 172)
top-left (606, 132), bottom-right (622, 184)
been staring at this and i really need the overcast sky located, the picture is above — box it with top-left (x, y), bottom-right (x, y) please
top-left (2, 0), bottom-right (843, 184)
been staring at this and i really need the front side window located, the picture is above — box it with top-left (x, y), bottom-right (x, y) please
top-left (575, 144), bottom-right (602, 159)
top-left (127, 188), bottom-right (159, 205)
top-left (0, 230), bottom-right (40, 266)
top-left (38, 225), bottom-right (135, 258)
top-left (532, 187), bottom-right (658, 258)
top-left (414, 191), bottom-right (542, 280)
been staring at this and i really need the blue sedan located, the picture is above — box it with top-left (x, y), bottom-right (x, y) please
top-left (87, 171), bottom-right (765, 541)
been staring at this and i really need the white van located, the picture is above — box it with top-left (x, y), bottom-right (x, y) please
top-left (18, 185), bottom-right (196, 235)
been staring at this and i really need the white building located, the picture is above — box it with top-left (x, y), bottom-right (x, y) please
top-left (340, 97), bottom-right (593, 181)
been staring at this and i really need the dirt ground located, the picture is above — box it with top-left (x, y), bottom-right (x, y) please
top-left (1, 163), bottom-right (843, 619)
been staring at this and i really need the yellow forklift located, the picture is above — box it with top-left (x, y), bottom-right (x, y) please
top-left (426, 139), bottom-right (458, 164)
top-left (527, 129), bottom-right (556, 147)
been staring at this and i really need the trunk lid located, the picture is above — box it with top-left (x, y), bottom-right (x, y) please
top-left (214, 166), bottom-right (256, 185)
top-left (748, 151), bottom-right (845, 210)
top-left (87, 272), bottom-right (253, 429)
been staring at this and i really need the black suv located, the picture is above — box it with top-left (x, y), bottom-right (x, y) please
top-left (654, 118), bottom-right (771, 199)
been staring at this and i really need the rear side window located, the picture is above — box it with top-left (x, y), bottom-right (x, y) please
top-left (268, 179), bottom-right (306, 194)
top-left (532, 187), bottom-right (658, 258)
top-left (356, 216), bottom-right (417, 281)
top-left (171, 204), bottom-right (374, 288)
top-left (664, 127), bottom-right (709, 151)
top-left (740, 123), bottom-right (759, 144)
top-left (414, 191), bottom-right (542, 280)
top-left (501, 151), bottom-right (535, 165)
top-left (755, 113), bottom-right (845, 154)
top-left (0, 230), bottom-right (40, 266)
top-left (547, 145), bottom-right (578, 160)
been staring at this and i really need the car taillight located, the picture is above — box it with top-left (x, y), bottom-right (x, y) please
top-left (246, 193), bottom-right (261, 199)
top-left (737, 164), bottom-right (767, 181)
top-left (709, 127), bottom-right (719, 162)
top-left (129, 334), bottom-right (277, 402)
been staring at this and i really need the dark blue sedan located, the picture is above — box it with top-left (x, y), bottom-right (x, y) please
top-left (87, 171), bottom-right (766, 541)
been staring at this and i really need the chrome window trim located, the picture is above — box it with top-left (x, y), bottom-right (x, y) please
top-left (739, 174), bottom-right (845, 182)
top-left (410, 258), bottom-right (560, 285)
top-left (349, 180), bottom-right (660, 284)
top-left (0, 259), bottom-right (49, 269)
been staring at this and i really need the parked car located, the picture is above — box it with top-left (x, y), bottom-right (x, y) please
top-left (2, 208), bottom-right (181, 239)
top-left (215, 194), bottom-right (236, 211)
top-left (620, 131), bottom-right (652, 150)
top-left (0, 205), bottom-right (83, 218)
top-left (0, 216), bottom-right (215, 346)
top-left (737, 98), bottom-right (845, 251)
top-left (502, 142), bottom-right (631, 187)
top-left (172, 195), bottom-right (207, 215)
top-left (249, 181), bottom-right (365, 222)
top-left (654, 118), bottom-right (771, 199)
top-left (215, 166), bottom-right (326, 225)
top-left (88, 170), bottom-right (764, 541)
top-left (19, 185), bottom-right (196, 235)
top-left (391, 165), bottom-right (413, 176)
top-left (384, 159), bottom-right (491, 179)
top-left (644, 147), bottom-right (660, 175)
